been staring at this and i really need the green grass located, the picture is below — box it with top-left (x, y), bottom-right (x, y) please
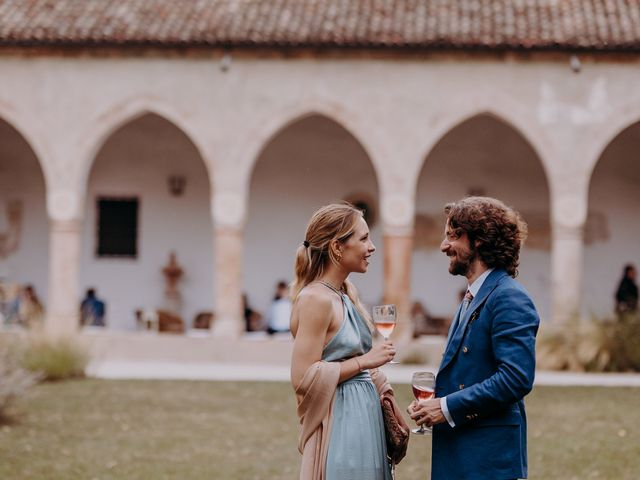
top-left (0, 380), bottom-right (638, 479)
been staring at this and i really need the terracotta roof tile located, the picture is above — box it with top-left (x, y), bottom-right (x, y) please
top-left (0, 0), bottom-right (639, 51)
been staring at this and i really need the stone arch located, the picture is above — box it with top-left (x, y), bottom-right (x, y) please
top-left (584, 102), bottom-right (640, 179)
top-left (0, 112), bottom-right (50, 306)
top-left (243, 112), bottom-right (382, 323)
top-left (0, 101), bottom-right (55, 191)
top-left (77, 97), bottom-right (213, 201)
top-left (80, 109), bottom-right (215, 331)
top-left (412, 111), bottom-right (552, 322)
top-left (584, 118), bottom-right (640, 317)
top-left (415, 109), bottom-right (553, 194)
top-left (235, 98), bottom-right (387, 199)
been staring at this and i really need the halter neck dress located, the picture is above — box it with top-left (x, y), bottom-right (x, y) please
top-left (322, 293), bottom-right (392, 480)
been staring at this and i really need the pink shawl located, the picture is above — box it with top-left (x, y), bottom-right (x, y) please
top-left (294, 361), bottom-right (341, 480)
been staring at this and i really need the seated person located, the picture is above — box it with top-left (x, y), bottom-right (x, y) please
top-left (266, 281), bottom-right (292, 335)
top-left (18, 284), bottom-right (44, 329)
top-left (243, 294), bottom-right (263, 332)
top-left (80, 288), bottom-right (106, 326)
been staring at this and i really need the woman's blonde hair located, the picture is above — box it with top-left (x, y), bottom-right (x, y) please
top-left (292, 203), bottom-right (371, 322)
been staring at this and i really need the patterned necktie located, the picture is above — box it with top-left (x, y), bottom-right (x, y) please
top-left (461, 290), bottom-right (474, 316)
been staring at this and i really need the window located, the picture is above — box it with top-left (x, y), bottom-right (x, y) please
top-left (96, 198), bottom-right (139, 258)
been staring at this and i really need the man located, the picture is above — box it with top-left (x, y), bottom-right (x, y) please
top-left (615, 264), bottom-right (638, 315)
top-left (80, 288), bottom-right (106, 327)
top-left (408, 196), bottom-right (539, 480)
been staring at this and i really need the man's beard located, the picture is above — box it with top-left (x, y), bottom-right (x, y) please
top-left (449, 248), bottom-right (476, 277)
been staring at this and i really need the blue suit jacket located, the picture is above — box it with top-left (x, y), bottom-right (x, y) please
top-left (432, 269), bottom-right (539, 480)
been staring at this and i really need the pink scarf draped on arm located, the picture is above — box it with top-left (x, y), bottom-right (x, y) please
top-left (370, 367), bottom-right (392, 397)
top-left (294, 360), bottom-right (341, 480)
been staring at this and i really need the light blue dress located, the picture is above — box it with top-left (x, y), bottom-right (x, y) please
top-left (323, 294), bottom-right (392, 480)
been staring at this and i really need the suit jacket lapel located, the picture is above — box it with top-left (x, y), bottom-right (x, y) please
top-left (444, 302), bottom-right (463, 346)
top-left (439, 270), bottom-right (508, 372)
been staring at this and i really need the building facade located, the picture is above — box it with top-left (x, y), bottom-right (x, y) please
top-left (0, 1), bottom-right (639, 339)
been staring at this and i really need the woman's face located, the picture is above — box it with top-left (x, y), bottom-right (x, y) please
top-left (338, 216), bottom-right (376, 274)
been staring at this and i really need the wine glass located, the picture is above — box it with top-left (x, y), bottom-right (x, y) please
top-left (411, 371), bottom-right (436, 435)
top-left (372, 304), bottom-right (398, 364)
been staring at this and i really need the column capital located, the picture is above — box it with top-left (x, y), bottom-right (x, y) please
top-left (47, 189), bottom-right (83, 223)
top-left (49, 218), bottom-right (82, 233)
top-left (552, 221), bottom-right (584, 241)
top-left (380, 193), bottom-right (415, 236)
top-left (551, 195), bottom-right (588, 230)
top-left (211, 190), bottom-right (247, 230)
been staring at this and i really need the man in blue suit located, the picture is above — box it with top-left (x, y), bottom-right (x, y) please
top-left (408, 196), bottom-right (539, 480)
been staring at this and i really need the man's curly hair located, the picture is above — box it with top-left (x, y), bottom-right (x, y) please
top-left (444, 197), bottom-right (528, 278)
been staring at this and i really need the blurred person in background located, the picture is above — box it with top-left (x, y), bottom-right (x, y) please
top-left (17, 284), bottom-right (44, 329)
top-left (80, 288), bottom-right (106, 327)
top-left (266, 280), bottom-right (292, 335)
top-left (615, 264), bottom-right (638, 315)
top-left (243, 293), bottom-right (263, 332)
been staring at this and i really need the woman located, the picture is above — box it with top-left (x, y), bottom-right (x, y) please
top-left (290, 203), bottom-right (396, 480)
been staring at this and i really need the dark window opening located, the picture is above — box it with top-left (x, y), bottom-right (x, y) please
top-left (97, 198), bottom-right (139, 258)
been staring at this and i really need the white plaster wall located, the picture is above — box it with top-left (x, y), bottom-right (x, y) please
top-left (413, 115), bottom-right (551, 320)
top-left (80, 114), bottom-right (214, 330)
top-left (584, 122), bottom-right (640, 318)
top-left (0, 55), bottom-right (639, 327)
top-left (0, 119), bottom-right (49, 302)
top-left (244, 115), bottom-right (382, 315)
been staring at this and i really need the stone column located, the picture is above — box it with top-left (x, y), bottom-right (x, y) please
top-left (380, 193), bottom-right (415, 341)
top-left (550, 190), bottom-right (588, 323)
top-left (45, 190), bottom-right (83, 337)
top-left (211, 191), bottom-right (246, 337)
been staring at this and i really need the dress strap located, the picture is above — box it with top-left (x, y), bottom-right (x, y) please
top-left (316, 280), bottom-right (345, 301)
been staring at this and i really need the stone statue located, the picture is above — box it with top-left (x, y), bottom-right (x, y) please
top-left (161, 251), bottom-right (184, 315)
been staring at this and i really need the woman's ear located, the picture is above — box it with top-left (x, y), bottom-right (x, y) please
top-left (330, 239), bottom-right (343, 259)
top-left (329, 238), bottom-right (337, 253)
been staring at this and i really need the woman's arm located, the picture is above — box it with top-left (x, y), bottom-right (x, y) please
top-left (291, 291), bottom-right (396, 387)
top-left (291, 292), bottom-right (334, 388)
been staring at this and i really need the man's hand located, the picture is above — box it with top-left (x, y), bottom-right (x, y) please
top-left (407, 398), bottom-right (446, 427)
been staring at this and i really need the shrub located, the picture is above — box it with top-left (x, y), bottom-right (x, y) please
top-left (537, 312), bottom-right (640, 372)
top-left (21, 336), bottom-right (89, 381)
top-left (0, 340), bottom-right (41, 421)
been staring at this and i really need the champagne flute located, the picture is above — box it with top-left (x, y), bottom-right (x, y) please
top-left (411, 371), bottom-right (436, 435)
top-left (373, 304), bottom-right (398, 364)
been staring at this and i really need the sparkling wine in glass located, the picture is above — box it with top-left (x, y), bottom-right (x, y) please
top-left (411, 371), bottom-right (436, 435)
top-left (373, 304), bottom-right (398, 364)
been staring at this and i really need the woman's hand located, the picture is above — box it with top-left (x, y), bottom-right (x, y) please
top-left (360, 340), bottom-right (396, 369)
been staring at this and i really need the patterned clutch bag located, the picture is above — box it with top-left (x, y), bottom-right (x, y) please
top-left (380, 392), bottom-right (410, 466)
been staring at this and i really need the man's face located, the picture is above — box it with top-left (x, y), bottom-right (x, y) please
top-left (440, 220), bottom-right (475, 277)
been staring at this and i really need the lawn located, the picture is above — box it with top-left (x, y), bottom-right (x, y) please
top-left (1, 380), bottom-right (639, 479)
